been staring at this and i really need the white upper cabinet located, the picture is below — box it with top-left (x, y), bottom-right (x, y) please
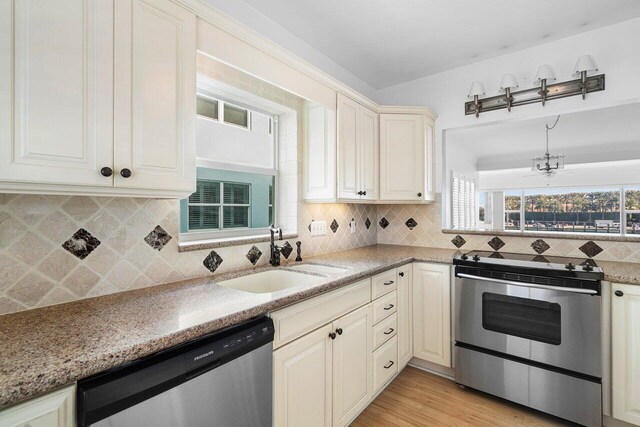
top-left (0, 0), bottom-right (196, 197)
top-left (379, 113), bottom-right (434, 202)
top-left (337, 93), bottom-right (378, 201)
top-left (0, 0), bottom-right (114, 188)
top-left (114, 0), bottom-right (196, 194)
top-left (304, 103), bottom-right (337, 201)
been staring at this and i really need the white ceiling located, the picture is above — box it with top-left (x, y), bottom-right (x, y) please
top-left (241, 0), bottom-right (640, 89)
top-left (447, 103), bottom-right (640, 170)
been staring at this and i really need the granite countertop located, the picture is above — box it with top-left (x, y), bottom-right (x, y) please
top-left (1, 243), bottom-right (638, 410)
top-left (0, 244), bottom-right (458, 409)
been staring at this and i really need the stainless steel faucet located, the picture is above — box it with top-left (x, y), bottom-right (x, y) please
top-left (269, 224), bottom-right (283, 266)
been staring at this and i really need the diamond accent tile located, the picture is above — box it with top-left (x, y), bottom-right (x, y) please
top-left (488, 236), bottom-right (505, 251)
top-left (144, 225), bottom-right (172, 251)
top-left (579, 241), bottom-right (603, 258)
top-left (203, 250), bottom-right (223, 273)
top-left (330, 219), bottom-right (339, 233)
top-left (62, 229), bottom-right (101, 259)
top-left (533, 255), bottom-right (550, 263)
top-left (365, 218), bottom-right (371, 229)
top-left (405, 218), bottom-right (417, 230)
top-left (379, 217), bottom-right (389, 229)
top-left (531, 239), bottom-right (550, 254)
top-left (451, 235), bottom-right (466, 248)
top-left (281, 241), bottom-right (293, 259)
top-left (246, 245), bottom-right (262, 265)
top-left (489, 252), bottom-right (505, 259)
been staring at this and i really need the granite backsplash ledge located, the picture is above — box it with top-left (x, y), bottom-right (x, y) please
top-left (0, 193), bottom-right (377, 315)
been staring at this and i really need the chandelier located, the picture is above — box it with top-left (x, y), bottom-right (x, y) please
top-left (532, 115), bottom-right (564, 176)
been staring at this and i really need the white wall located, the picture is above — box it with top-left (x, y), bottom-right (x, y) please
top-left (376, 17), bottom-right (640, 192)
top-left (201, 0), bottom-right (379, 101)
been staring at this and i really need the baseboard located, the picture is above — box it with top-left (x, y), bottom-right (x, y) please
top-left (408, 357), bottom-right (455, 381)
top-left (604, 415), bottom-right (639, 427)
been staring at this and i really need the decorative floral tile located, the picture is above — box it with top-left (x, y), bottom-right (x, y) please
top-left (489, 252), bottom-right (504, 259)
top-left (379, 217), bottom-right (389, 229)
top-left (488, 236), bottom-right (505, 251)
top-left (203, 250), bottom-right (223, 273)
top-left (405, 218), bottom-right (417, 230)
top-left (246, 246), bottom-right (262, 265)
top-left (62, 229), bottom-right (101, 260)
top-left (579, 241), bottom-right (603, 258)
top-left (144, 225), bottom-right (172, 251)
top-left (330, 219), bottom-right (339, 233)
top-left (365, 218), bottom-right (371, 229)
top-left (281, 241), bottom-right (293, 259)
top-left (451, 235), bottom-right (466, 248)
top-left (531, 239), bottom-right (550, 254)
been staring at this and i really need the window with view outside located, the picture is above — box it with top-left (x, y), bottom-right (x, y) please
top-left (504, 191), bottom-right (521, 231)
top-left (625, 187), bottom-right (640, 235)
top-left (501, 188), bottom-right (629, 235)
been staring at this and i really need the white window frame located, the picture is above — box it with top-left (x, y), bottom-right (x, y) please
top-left (196, 93), bottom-right (252, 131)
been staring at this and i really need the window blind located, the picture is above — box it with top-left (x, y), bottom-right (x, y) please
top-left (452, 172), bottom-right (477, 230)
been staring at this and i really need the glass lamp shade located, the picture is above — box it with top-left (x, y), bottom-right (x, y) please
top-left (467, 81), bottom-right (485, 99)
top-left (574, 55), bottom-right (598, 76)
top-left (499, 73), bottom-right (518, 92)
top-left (533, 65), bottom-right (556, 85)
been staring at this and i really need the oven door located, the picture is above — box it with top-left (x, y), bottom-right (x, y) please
top-left (454, 273), bottom-right (601, 378)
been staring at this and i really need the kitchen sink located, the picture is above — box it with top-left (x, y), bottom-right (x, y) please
top-left (289, 264), bottom-right (350, 275)
top-left (218, 269), bottom-right (322, 294)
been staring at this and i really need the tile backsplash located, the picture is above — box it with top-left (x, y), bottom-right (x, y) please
top-left (376, 196), bottom-right (640, 263)
top-left (0, 194), bottom-right (376, 314)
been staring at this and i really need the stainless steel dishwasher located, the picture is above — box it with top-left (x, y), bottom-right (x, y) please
top-left (77, 316), bottom-right (274, 427)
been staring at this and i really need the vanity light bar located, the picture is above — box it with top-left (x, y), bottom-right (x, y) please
top-left (464, 74), bottom-right (605, 117)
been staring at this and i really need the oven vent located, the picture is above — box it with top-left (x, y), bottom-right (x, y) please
top-left (455, 266), bottom-right (601, 294)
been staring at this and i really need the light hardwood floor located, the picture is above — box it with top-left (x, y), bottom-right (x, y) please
top-left (352, 366), bottom-right (574, 426)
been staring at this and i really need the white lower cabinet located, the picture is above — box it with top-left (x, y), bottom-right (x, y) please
top-left (412, 262), bottom-right (451, 367)
top-left (373, 335), bottom-right (398, 393)
top-left (332, 305), bottom-right (373, 426)
top-left (612, 283), bottom-right (640, 425)
top-left (0, 386), bottom-right (75, 427)
top-left (397, 264), bottom-right (413, 369)
top-left (273, 324), bottom-right (333, 427)
top-left (272, 281), bottom-right (373, 427)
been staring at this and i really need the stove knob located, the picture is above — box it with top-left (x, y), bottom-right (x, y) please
top-left (460, 253), bottom-right (468, 260)
top-left (473, 254), bottom-right (481, 262)
top-left (582, 264), bottom-right (593, 272)
top-left (565, 262), bottom-right (576, 271)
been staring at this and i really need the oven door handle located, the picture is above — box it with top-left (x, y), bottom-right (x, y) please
top-left (456, 273), bottom-right (598, 295)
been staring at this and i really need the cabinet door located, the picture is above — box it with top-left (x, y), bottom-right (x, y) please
top-left (397, 264), bottom-right (413, 369)
top-left (379, 114), bottom-right (424, 201)
top-left (273, 324), bottom-right (333, 427)
top-left (304, 103), bottom-right (336, 201)
top-left (412, 263), bottom-right (451, 367)
top-left (0, 0), bottom-right (114, 187)
top-left (359, 105), bottom-right (378, 200)
top-left (333, 304), bottom-right (372, 426)
top-left (612, 283), bottom-right (640, 425)
top-left (0, 386), bottom-right (75, 427)
top-left (337, 93), bottom-right (360, 200)
top-left (114, 0), bottom-right (196, 193)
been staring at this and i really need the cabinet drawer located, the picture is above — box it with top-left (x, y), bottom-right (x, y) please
top-left (373, 313), bottom-right (397, 351)
top-left (271, 278), bottom-right (371, 348)
top-left (373, 335), bottom-right (398, 393)
top-left (372, 291), bottom-right (397, 324)
top-left (372, 269), bottom-right (397, 300)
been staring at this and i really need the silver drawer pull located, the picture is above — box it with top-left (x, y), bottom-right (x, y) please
top-left (384, 280), bottom-right (394, 286)
top-left (384, 361), bottom-right (394, 369)
top-left (383, 328), bottom-right (395, 335)
top-left (383, 304), bottom-right (394, 310)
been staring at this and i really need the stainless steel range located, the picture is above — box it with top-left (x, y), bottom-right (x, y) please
top-left (453, 251), bottom-right (604, 427)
